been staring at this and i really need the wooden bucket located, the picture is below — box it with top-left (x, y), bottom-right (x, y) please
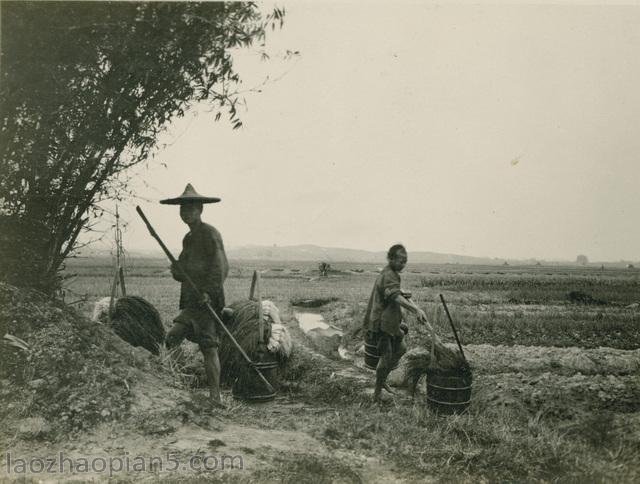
top-left (363, 331), bottom-right (399, 371)
top-left (233, 271), bottom-right (278, 402)
top-left (232, 359), bottom-right (278, 402)
top-left (426, 295), bottom-right (472, 414)
top-left (426, 365), bottom-right (472, 414)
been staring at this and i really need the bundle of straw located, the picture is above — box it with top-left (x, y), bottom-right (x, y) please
top-left (405, 340), bottom-right (468, 394)
top-left (109, 296), bottom-right (165, 355)
top-left (219, 300), bottom-right (272, 385)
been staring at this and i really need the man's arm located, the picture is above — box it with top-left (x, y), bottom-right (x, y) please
top-left (170, 241), bottom-right (187, 282)
top-left (202, 229), bottom-right (227, 302)
top-left (381, 269), bottom-right (429, 326)
top-left (394, 294), bottom-right (430, 328)
top-left (170, 263), bottom-right (185, 282)
top-left (395, 294), bottom-right (443, 344)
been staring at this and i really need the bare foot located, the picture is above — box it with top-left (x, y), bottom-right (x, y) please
top-left (210, 396), bottom-right (226, 410)
top-left (382, 383), bottom-right (396, 395)
top-left (373, 390), bottom-right (393, 404)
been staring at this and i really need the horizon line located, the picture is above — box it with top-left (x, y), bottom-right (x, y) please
top-left (78, 243), bottom-right (639, 264)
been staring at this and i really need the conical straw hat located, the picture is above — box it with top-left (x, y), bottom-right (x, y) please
top-left (160, 184), bottom-right (221, 205)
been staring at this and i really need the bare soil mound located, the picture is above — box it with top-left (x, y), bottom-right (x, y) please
top-left (398, 343), bottom-right (640, 422)
top-left (477, 372), bottom-right (640, 418)
top-left (0, 283), bottom-right (159, 443)
top-left (465, 343), bottom-right (640, 376)
top-left (0, 284), bottom-right (410, 481)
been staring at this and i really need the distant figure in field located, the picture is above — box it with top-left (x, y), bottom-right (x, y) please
top-left (319, 261), bottom-right (331, 277)
top-left (363, 244), bottom-right (429, 403)
top-left (161, 183), bottom-right (229, 408)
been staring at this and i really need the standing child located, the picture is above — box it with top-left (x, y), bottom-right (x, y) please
top-left (363, 244), bottom-right (429, 402)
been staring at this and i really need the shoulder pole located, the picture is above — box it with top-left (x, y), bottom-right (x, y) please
top-left (136, 206), bottom-right (274, 393)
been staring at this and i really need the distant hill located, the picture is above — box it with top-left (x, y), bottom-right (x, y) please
top-left (76, 244), bottom-right (636, 267)
top-left (227, 244), bottom-right (505, 265)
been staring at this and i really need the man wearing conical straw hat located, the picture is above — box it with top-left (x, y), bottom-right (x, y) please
top-left (162, 184), bottom-right (229, 408)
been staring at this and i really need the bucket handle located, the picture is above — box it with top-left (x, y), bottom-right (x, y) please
top-left (429, 323), bottom-right (436, 368)
top-left (250, 270), bottom-right (264, 344)
top-left (439, 294), bottom-right (467, 364)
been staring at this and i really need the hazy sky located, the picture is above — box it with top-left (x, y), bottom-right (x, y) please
top-left (105, 2), bottom-right (640, 261)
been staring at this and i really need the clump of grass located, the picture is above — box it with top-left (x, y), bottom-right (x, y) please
top-left (311, 397), bottom-right (638, 482)
top-left (298, 372), bottom-right (370, 406)
top-left (250, 453), bottom-right (362, 484)
top-left (280, 344), bottom-right (321, 382)
top-left (566, 290), bottom-right (607, 305)
top-left (562, 410), bottom-right (616, 446)
top-left (290, 296), bottom-right (340, 308)
top-left (157, 345), bottom-right (201, 389)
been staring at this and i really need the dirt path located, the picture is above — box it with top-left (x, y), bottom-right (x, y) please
top-left (4, 391), bottom-right (418, 483)
top-left (2, 339), bottom-right (420, 483)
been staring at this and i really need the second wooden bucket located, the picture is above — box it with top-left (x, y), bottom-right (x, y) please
top-left (363, 331), bottom-right (399, 371)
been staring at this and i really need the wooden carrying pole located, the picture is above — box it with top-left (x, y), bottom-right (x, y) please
top-left (136, 206), bottom-right (274, 393)
top-left (249, 270), bottom-right (266, 344)
top-left (249, 270), bottom-right (258, 300)
top-left (251, 271), bottom-right (264, 343)
top-left (118, 266), bottom-right (126, 296)
top-left (115, 206), bottom-right (126, 296)
top-left (108, 206), bottom-right (127, 320)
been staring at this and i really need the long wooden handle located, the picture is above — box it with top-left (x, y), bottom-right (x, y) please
top-left (249, 270), bottom-right (258, 300)
top-left (429, 323), bottom-right (436, 368)
top-left (255, 271), bottom-right (264, 344)
top-left (439, 294), bottom-right (467, 363)
top-left (118, 266), bottom-right (127, 297)
top-left (136, 206), bottom-right (173, 262)
top-left (136, 206), bottom-right (274, 393)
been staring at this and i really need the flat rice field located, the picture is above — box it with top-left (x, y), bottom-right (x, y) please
top-left (60, 257), bottom-right (640, 482)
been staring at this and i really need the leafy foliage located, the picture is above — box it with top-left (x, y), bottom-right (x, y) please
top-left (0, 1), bottom-right (284, 293)
top-left (576, 254), bottom-right (589, 265)
top-left (318, 261), bottom-right (331, 277)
